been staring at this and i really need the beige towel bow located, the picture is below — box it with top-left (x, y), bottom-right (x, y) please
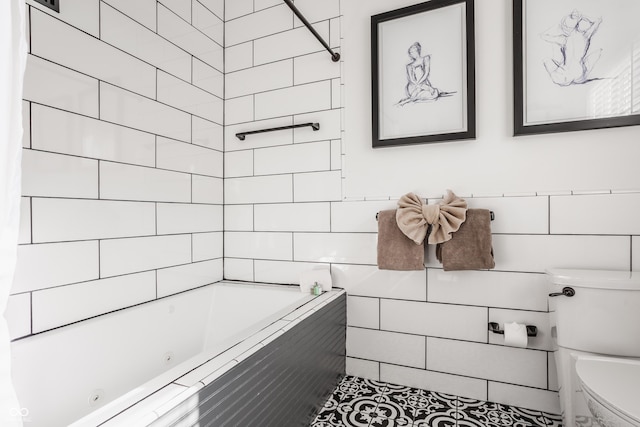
top-left (396, 190), bottom-right (467, 245)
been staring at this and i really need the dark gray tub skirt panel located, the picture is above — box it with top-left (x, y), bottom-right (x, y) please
top-left (154, 293), bottom-right (346, 426)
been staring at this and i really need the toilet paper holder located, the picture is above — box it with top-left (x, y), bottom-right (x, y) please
top-left (488, 322), bottom-right (537, 337)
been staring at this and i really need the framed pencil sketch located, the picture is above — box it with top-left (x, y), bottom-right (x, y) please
top-left (514, 0), bottom-right (640, 136)
top-left (371, 0), bottom-right (476, 148)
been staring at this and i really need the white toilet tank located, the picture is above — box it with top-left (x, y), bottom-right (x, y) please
top-left (547, 269), bottom-right (640, 427)
top-left (548, 269), bottom-right (640, 357)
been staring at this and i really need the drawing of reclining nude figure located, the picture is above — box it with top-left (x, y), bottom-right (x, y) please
top-left (397, 42), bottom-right (454, 106)
top-left (541, 10), bottom-right (603, 86)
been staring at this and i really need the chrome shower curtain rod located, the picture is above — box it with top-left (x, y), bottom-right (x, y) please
top-left (283, 0), bottom-right (340, 62)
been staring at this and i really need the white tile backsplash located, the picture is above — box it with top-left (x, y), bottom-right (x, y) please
top-left (330, 200), bottom-right (397, 233)
top-left (22, 150), bottom-right (98, 199)
top-left (331, 264), bottom-right (427, 301)
top-left (224, 205), bottom-right (254, 231)
top-left (634, 236), bottom-right (640, 271)
top-left (347, 327), bottom-right (425, 369)
top-left (224, 42), bottom-right (253, 73)
top-left (23, 55), bottom-right (99, 117)
top-left (157, 203), bottom-right (223, 234)
top-left (488, 382), bottom-right (560, 414)
top-left (255, 81), bottom-right (332, 120)
top-left (100, 234), bottom-right (192, 278)
top-left (224, 150), bottom-right (253, 178)
top-left (157, 71), bottom-right (223, 123)
top-left (31, 9), bottom-right (156, 98)
top-left (160, 0), bottom-right (192, 22)
top-left (99, 162), bottom-right (191, 203)
top-left (466, 196), bottom-right (549, 234)
top-left (253, 260), bottom-right (327, 284)
top-left (347, 296), bottom-right (379, 329)
top-left (192, 232), bottom-right (224, 262)
top-left (380, 364), bottom-right (488, 401)
top-left (294, 51), bottom-right (341, 85)
top-left (226, 5), bottom-right (291, 46)
top-left (293, 170), bottom-right (342, 202)
top-left (490, 234), bottom-right (631, 272)
top-left (192, 116), bottom-right (224, 151)
top-left (225, 175), bottom-right (293, 204)
top-left (158, 4), bottom-right (223, 72)
top-left (27, 0), bottom-right (100, 37)
top-left (427, 270), bottom-right (549, 312)
top-left (224, 258), bottom-right (254, 282)
top-left (225, 96), bottom-right (254, 125)
top-left (198, 0), bottom-right (223, 20)
top-left (32, 271), bottom-right (156, 333)
top-left (31, 105), bottom-right (156, 167)
top-left (225, 0), bottom-right (253, 21)
top-left (192, 176), bottom-right (223, 204)
top-left (12, 241), bottom-right (99, 293)
top-left (193, 1), bottom-right (223, 44)
top-left (254, 22), bottom-right (330, 66)
top-left (100, 83), bottom-right (191, 143)
top-left (292, 0), bottom-right (340, 24)
top-left (226, 60), bottom-right (293, 99)
top-left (102, 0), bottom-right (157, 31)
top-left (551, 193), bottom-right (640, 235)
top-left (193, 58), bottom-right (224, 97)
top-left (157, 136), bottom-right (223, 177)
top-left (225, 232), bottom-right (293, 260)
top-left (254, 203), bottom-right (330, 232)
top-left (294, 109), bottom-right (342, 144)
top-left (101, 4), bottom-right (191, 82)
top-left (254, 141), bottom-right (331, 176)
top-left (346, 357), bottom-right (380, 381)
top-left (426, 337), bottom-right (547, 388)
top-left (32, 198), bottom-right (155, 243)
top-left (157, 259), bottom-right (224, 297)
top-left (381, 300), bottom-right (488, 343)
top-left (294, 233), bottom-right (377, 264)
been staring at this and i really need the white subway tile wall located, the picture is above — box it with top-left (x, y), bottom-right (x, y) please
top-left (11, 0), bottom-right (640, 417)
top-left (12, 0), bottom-right (223, 342)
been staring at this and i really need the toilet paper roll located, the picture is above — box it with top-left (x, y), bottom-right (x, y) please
top-left (503, 322), bottom-right (528, 348)
top-left (299, 268), bottom-right (333, 293)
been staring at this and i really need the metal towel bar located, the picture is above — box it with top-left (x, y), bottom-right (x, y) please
top-left (375, 210), bottom-right (495, 221)
top-left (236, 122), bottom-right (319, 140)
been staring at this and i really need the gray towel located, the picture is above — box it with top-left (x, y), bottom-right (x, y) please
top-left (377, 209), bottom-right (424, 271)
top-left (436, 209), bottom-right (495, 271)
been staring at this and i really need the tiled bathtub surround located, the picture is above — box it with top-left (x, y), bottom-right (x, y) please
top-left (8, 0), bottom-right (224, 339)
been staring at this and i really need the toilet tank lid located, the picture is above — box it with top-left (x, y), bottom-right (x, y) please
top-left (546, 269), bottom-right (640, 290)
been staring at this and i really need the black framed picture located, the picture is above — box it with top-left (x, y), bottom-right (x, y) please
top-left (514, 0), bottom-right (640, 136)
top-left (371, 0), bottom-right (475, 148)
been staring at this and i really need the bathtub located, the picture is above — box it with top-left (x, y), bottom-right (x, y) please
top-left (10, 281), bottom-right (346, 426)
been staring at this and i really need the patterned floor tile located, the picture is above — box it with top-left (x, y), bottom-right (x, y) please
top-left (311, 377), bottom-right (562, 427)
top-left (541, 411), bottom-right (563, 427)
top-left (457, 397), bottom-right (545, 427)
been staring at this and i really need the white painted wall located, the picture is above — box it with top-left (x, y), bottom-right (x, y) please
top-left (342, 0), bottom-right (640, 198)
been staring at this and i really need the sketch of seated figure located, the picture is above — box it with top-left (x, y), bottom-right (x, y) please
top-left (541, 10), bottom-right (603, 86)
top-left (398, 42), bottom-right (452, 106)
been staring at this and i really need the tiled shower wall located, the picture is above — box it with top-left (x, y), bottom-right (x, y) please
top-left (6, 0), bottom-right (224, 339)
top-left (221, 0), bottom-right (640, 414)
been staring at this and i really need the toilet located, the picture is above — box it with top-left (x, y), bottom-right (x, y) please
top-left (575, 357), bottom-right (640, 426)
top-left (547, 269), bottom-right (640, 427)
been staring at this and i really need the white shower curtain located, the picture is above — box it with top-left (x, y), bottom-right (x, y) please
top-left (0, 0), bottom-right (27, 426)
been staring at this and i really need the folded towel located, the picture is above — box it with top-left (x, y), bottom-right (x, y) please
top-left (436, 209), bottom-right (495, 271)
top-left (377, 209), bottom-right (424, 271)
top-left (396, 190), bottom-right (467, 245)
